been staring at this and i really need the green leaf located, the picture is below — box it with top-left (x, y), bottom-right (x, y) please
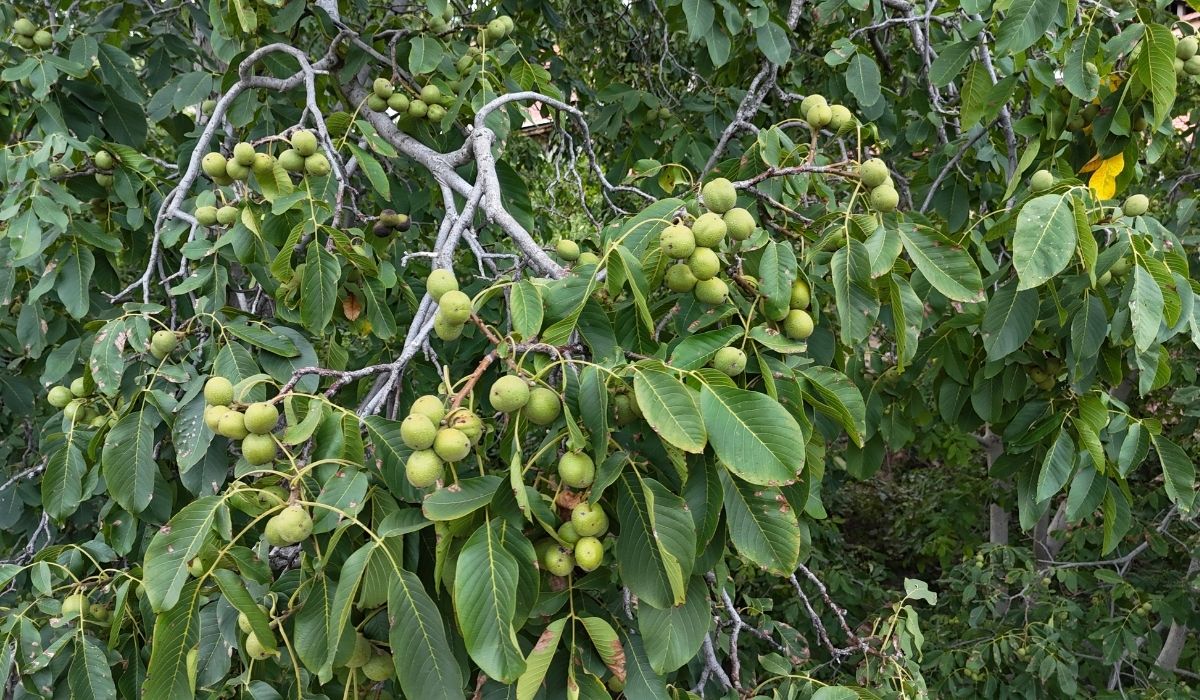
top-left (668, 326), bottom-right (743, 371)
top-left (930, 41), bottom-right (974, 87)
top-left (389, 570), bottom-right (464, 699)
top-left (143, 580), bottom-right (200, 699)
top-left (632, 363), bottom-right (706, 453)
top-left (212, 569), bottom-right (275, 653)
top-left (322, 543), bottom-right (373, 675)
top-left (830, 238), bottom-right (879, 345)
top-left (42, 444), bottom-right (86, 520)
top-left (844, 53), bottom-right (881, 106)
top-left (1014, 194), bottom-right (1077, 290)
top-left (101, 409), bottom-right (161, 514)
top-left (699, 383), bottom-right (804, 486)
top-left (69, 635), bottom-right (116, 700)
top-left (899, 225), bottom-right (984, 302)
top-left (614, 473), bottom-right (697, 609)
top-left (756, 21), bottom-right (791, 65)
top-left (515, 618), bottom-right (566, 700)
top-left (995, 0), bottom-right (1060, 55)
top-left (1130, 266), bottom-right (1164, 351)
top-left (1134, 24), bottom-right (1177, 128)
top-left (637, 575), bottom-right (710, 674)
top-left (719, 470), bottom-right (801, 573)
top-left (346, 143), bottom-right (390, 199)
top-left (454, 518), bottom-right (525, 682)
top-left (88, 319), bottom-right (128, 396)
top-left (510, 280), bottom-right (544, 339)
top-left (579, 616), bottom-right (628, 683)
top-left (757, 240), bottom-right (797, 321)
top-left (143, 496), bottom-right (222, 612)
top-left (799, 366), bottom-right (866, 446)
top-left (982, 281), bottom-right (1039, 361)
top-left (408, 36), bottom-right (443, 74)
top-left (422, 475), bottom-right (502, 521)
top-left (1151, 435), bottom-right (1196, 512)
top-left (224, 322), bottom-right (300, 357)
top-left (301, 241), bottom-right (340, 333)
top-left (58, 241), bottom-right (94, 319)
top-left (1036, 426), bottom-right (1076, 502)
top-left (682, 0), bottom-right (715, 41)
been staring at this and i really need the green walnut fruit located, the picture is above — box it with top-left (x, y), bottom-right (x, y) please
top-left (558, 451), bottom-right (595, 488)
top-left (490, 375), bottom-right (530, 413)
top-left (233, 142), bottom-right (256, 166)
top-left (694, 277), bottom-right (729, 305)
top-left (13, 18), bottom-right (36, 37)
top-left (265, 505), bottom-right (312, 546)
top-left (252, 153), bottom-right (275, 175)
top-left (1109, 257), bottom-right (1130, 277)
top-left (217, 410), bottom-right (249, 440)
top-left (859, 158), bottom-right (890, 188)
top-left (373, 77), bottom-right (394, 99)
top-left (32, 29), bottom-right (51, 48)
top-left (542, 546), bottom-right (575, 576)
top-left (61, 593), bottom-right (89, 618)
top-left (201, 152), bottom-right (227, 179)
top-left (791, 279), bottom-right (811, 309)
top-left (367, 94), bottom-right (388, 112)
top-left (688, 247), bottom-right (721, 281)
top-left (1031, 169), bottom-right (1054, 192)
top-left (524, 387), bottom-right (562, 425)
top-left (237, 604), bottom-right (267, 633)
top-left (388, 93), bottom-right (410, 112)
top-left (48, 385), bottom-right (73, 408)
top-left (243, 402), bottom-right (279, 434)
top-left (381, 210), bottom-right (410, 230)
top-left (701, 177), bottom-right (737, 214)
top-left (405, 449), bottom-right (443, 487)
top-left (557, 521), bottom-right (581, 545)
top-left (291, 130), bottom-right (318, 156)
top-left (711, 346), bottom-right (747, 376)
top-left (433, 313), bottom-right (464, 341)
top-left (48, 162), bottom-right (68, 178)
top-left (446, 408), bottom-right (483, 443)
top-left (363, 652), bottom-right (395, 681)
top-left (244, 632), bottom-right (274, 660)
top-left (216, 205), bottom-right (239, 226)
top-left (575, 536), bottom-right (604, 571)
top-left (800, 94), bottom-right (828, 118)
top-left (242, 433), bottom-right (276, 465)
top-left (225, 158), bottom-right (250, 181)
top-left (1095, 270), bottom-right (1112, 289)
top-left (426, 269), bottom-right (458, 301)
top-left (187, 555), bottom-right (207, 577)
top-left (410, 395), bottom-right (445, 425)
top-left (419, 84), bottom-right (442, 104)
top-left (14, 35), bottom-right (34, 50)
top-left (1123, 194), bottom-right (1149, 216)
top-left (196, 206), bottom-right (219, 226)
top-left (828, 104), bottom-right (854, 132)
top-left (1178, 36), bottom-right (1199, 61)
top-left (93, 150), bottom-right (114, 170)
top-left (870, 185), bottom-right (900, 212)
top-left (88, 603), bottom-right (109, 621)
top-left (62, 399), bottom-right (84, 422)
top-left (433, 427), bottom-right (471, 462)
top-left (95, 173), bottom-right (113, 187)
top-left (613, 393), bottom-right (640, 426)
top-left (577, 251), bottom-right (599, 266)
top-left (659, 223), bottom-right (696, 259)
top-left (571, 502), bottom-right (609, 537)
top-left (723, 207), bottom-right (755, 241)
top-left (1186, 55), bottom-right (1200, 76)
top-left (278, 149), bottom-right (304, 172)
top-left (556, 239), bottom-right (581, 261)
top-left (692, 212), bottom-right (727, 247)
top-left (150, 330), bottom-right (178, 359)
top-left (70, 377), bottom-right (90, 397)
top-left (305, 153), bottom-right (331, 177)
top-left (205, 376), bottom-right (234, 405)
top-left (665, 262), bottom-right (698, 292)
top-left (783, 309), bottom-right (815, 340)
top-left (401, 413), bottom-right (437, 449)
top-left (806, 103), bottom-right (832, 129)
top-left (486, 18), bottom-right (507, 41)
top-left (345, 633), bottom-right (372, 668)
top-left (437, 290), bottom-right (472, 324)
top-left (204, 405), bottom-right (228, 432)
top-left (408, 99), bottom-right (429, 118)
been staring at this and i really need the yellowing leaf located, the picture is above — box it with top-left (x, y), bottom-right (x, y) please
top-left (1086, 153), bottom-right (1123, 200)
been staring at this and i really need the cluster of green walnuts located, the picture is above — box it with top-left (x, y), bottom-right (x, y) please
top-left (426, 269), bottom-right (475, 340)
top-left (45, 375), bottom-right (105, 428)
top-left (193, 130), bottom-right (330, 225)
top-left (201, 376), bottom-right (282, 467)
top-left (9, 17), bottom-right (52, 52)
top-left (656, 177), bottom-right (755, 306)
top-left (365, 77), bottom-right (451, 124)
top-left (1176, 35), bottom-right (1199, 77)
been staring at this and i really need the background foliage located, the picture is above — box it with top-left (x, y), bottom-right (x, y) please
top-left (2, 0), bottom-right (1200, 698)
